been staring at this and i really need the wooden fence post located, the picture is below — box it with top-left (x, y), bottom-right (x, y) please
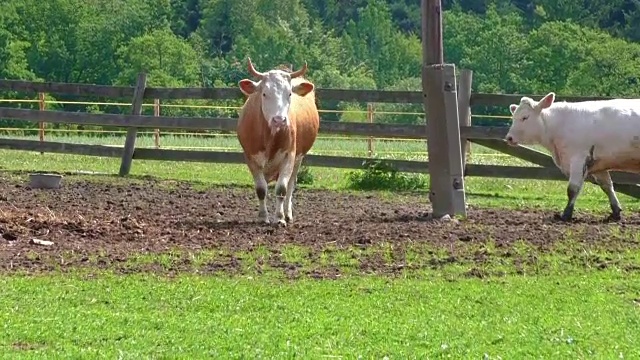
top-left (422, 0), bottom-right (466, 217)
top-left (153, 98), bottom-right (160, 148)
top-left (118, 73), bottom-right (147, 176)
top-left (423, 64), bottom-right (467, 217)
top-left (457, 70), bottom-right (473, 170)
top-left (38, 92), bottom-right (46, 155)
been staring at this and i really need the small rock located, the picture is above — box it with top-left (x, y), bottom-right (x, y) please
top-left (30, 238), bottom-right (54, 246)
top-left (421, 213), bottom-right (460, 224)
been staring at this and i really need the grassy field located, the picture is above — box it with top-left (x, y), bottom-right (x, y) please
top-left (2, 272), bottom-right (639, 358)
top-left (2, 131), bottom-right (640, 211)
top-left (1, 132), bottom-right (640, 358)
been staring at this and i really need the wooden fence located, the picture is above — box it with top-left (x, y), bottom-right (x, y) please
top-left (1, 71), bottom-right (640, 201)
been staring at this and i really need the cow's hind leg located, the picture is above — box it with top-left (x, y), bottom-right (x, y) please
top-left (284, 155), bottom-right (304, 223)
top-left (591, 170), bottom-right (622, 222)
top-left (555, 155), bottom-right (590, 222)
top-left (274, 154), bottom-right (295, 226)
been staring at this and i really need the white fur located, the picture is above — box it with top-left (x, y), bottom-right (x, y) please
top-left (284, 154), bottom-right (304, 222)
top-left (274, 154), bottom-right (295, 225)
top-left (252, 171), bottom-right (269, 223)
top-left (506, 93), bottom-right (640, 174)
top-left (250, 150), bottom-right (301, 225)
top-left (240, 70), bottom-right (310, 131)
top-left (506, 92), bottom-right (640, 219)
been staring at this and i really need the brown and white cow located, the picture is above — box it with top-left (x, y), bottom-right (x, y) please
top-left (236, 58), bottom-right (319, 226)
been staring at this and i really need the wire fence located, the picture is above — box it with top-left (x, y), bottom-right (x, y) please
top-left (0, 95), bottom-right (513, 157)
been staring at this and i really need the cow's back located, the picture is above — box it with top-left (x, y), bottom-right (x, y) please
top-left (547, 100), bottom-right (640, 173)
top-left (289, 77), bottom-right (320, 156)
top-left (549, 100), bottom-right (640, 144)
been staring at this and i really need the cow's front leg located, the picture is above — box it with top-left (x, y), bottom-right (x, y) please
top-left (284, 155), bottom-right (304, 223)
top-left (274, 153), bottom-right (295, 226)
top-left (591, 170), bottom-right (622, 222)
top-left (555, 155), bottom-right (589, 222)
top-left (250, 168), bottom-right (270, 224)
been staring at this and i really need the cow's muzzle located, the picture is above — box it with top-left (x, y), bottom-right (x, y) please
top-left (505, 135), bottom-right (518, 146)
top-left (270, 116), bottom-right (287, 132)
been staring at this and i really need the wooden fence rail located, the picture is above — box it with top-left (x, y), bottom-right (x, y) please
top-left (0, 107), bottom-right (508, 140)
top-left (2, 74), bottom-right (640, 200)
top-left (0, 78), bottom-right (629, 105)
top-left (2, 137), bottom-right (640, 186)
top-left (0, 79), bottom-right (424, 104)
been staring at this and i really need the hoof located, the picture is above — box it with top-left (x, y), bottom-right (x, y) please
top-left (604, 213), bottom-right (621, 223)
top-left (285, 215), bottom-right (293, 223)
top-left (553, 213), bottom-right (572, 222)
top-left (276, 219), bottom-right (287, 227)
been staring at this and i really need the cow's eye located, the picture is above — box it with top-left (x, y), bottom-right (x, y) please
top-left (289, 93), bottom-right (292, 97)
top-left (262, 93), bottom-right (266, 97)
top-left (521, 116), bottom-right (528, 121)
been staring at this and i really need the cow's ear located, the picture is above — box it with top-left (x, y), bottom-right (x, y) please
top-left (537, 92), bottom-right (555, 110)
top-left (239, 79), bottom-right (258, 95)
top-left (292, 81), bottom-right (314, 97)
top-left (509, 104), bottom-right (517, 114)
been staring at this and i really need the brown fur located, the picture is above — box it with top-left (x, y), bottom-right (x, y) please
top-left (236, 76), bottom-right (320, 183)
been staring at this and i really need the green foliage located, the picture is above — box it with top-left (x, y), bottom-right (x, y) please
top-left (374, 77), bottom-right (424, 124)
top-left (115, 28), bottom-right (202, 88)
top-left (1, 0), bottom-right (640, 129)
top-left (296, 165), bottom-right (314, 185)
top-left (346, 159), bottom-right (426, 191)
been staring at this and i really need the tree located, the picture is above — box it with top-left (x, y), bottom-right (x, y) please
top-left (342, 0), bottom-right (421, 87)
top-left (0, 2), bottom-right (36, 81)
top-left (116, 29), bottom-right (203, 87)
top-left (519, 21), bottom-right (610, 94)
top-left (564, 38), bottom-right (640, 97)
top-left (445, 5), bottom-right (527, 94)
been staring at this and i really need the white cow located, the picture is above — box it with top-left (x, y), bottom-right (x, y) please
top-left (505, 92), bottom-right (640, 222)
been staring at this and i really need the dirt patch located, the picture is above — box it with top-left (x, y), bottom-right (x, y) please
top-left (1, 174), bottom-right (639, 277)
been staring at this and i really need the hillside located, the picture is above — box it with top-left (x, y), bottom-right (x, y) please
top-left (1, 0), bottom-right (640, 125)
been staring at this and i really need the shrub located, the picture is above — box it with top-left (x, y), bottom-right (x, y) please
top-left (346, 159), bottom-right (426, 191)
top-left (296, 165), bottom-right (314, 185)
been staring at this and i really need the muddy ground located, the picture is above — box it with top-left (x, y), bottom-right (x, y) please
top-left (1, 174), bottom-right (639, 278)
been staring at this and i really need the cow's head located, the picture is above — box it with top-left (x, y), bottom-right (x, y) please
top-left (238, 58), bottom-right (315, 133)
top-left (505, 92), bottom-right (555, 146)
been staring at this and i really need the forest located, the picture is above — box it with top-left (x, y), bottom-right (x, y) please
top-left (1, 0), bottom-right (640, 126)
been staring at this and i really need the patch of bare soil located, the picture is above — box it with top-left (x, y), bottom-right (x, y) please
top-left (1, 174), bottom-right (639, 278)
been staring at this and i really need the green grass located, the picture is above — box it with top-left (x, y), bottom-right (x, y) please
top-left (1, 272), bottom-right (639, 358)
top-left (2, 132), bottom-right (640, 212)
top-left (2, 133), bottom-right (640, 357)
top-left (0, 133), bottom-right (636, 252)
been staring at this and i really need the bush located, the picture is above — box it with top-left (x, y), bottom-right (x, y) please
top-left (346, 159), bottom-right (426, 191)
top-left (296, 165), bottom-right (314, 185)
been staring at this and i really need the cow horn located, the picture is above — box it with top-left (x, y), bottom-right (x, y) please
top-left (290, 61), bottom-right (308, 78)
top-left (247, 57), bottom-right (265, 78)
